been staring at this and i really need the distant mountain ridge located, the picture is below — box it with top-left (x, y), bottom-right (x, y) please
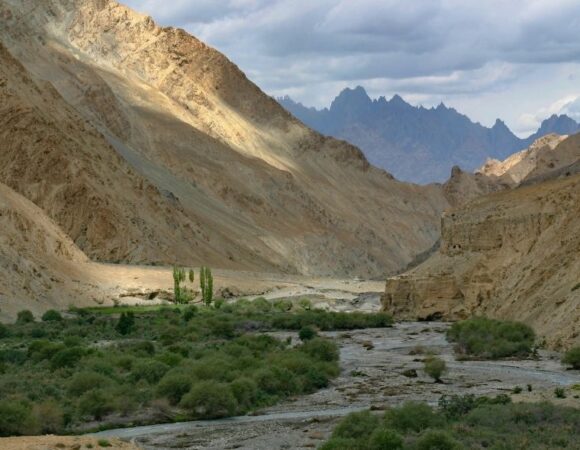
top-left (278, 87), bottom-right (580, 183)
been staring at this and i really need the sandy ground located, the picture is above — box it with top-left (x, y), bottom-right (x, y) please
top-left (94, 322), bottom-right (580, 450)
top-left (83, 263), bottom-right (386, 309)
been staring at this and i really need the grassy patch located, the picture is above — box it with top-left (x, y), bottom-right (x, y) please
top-left (321, 396), bottom-right (580, 449)
top-left (0, 303), bottom-right (391, 436)
top-left (446, 317), bottom-right (535, 359)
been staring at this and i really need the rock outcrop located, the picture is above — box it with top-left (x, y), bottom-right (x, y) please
top-left (383, 145), bottom-right (580, 348)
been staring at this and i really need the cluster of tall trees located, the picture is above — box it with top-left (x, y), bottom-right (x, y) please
top-left (172, 266), bottom-right (213, 305)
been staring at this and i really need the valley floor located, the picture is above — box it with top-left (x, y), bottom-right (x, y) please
top-left (94, 322), bottom-right (579, 450)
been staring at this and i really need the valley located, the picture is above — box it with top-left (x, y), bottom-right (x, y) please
top-left (0, 0), bottom-right (579, 449)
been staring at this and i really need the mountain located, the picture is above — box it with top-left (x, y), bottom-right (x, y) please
top-left (383, 133), bottom-right (580, 349)
top-left (279, 88), bottom-right (580, 184)
top-left (0, 0), bottom-right (452, 281)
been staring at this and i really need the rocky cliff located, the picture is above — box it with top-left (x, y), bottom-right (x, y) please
top-left (383, 141), bottom-right (580, 348)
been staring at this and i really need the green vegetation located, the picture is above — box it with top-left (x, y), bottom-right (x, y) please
top-left (298, 325), bottom-right (318, 341)
top-left (0, 304), bottom-right (392, 436)
top-left (446, 317), bottom-right (535, 359)
top-left (562, 346), bottom-right (580, 369)
top-left (554, 387), bottom-right (566, 399)
top-left (321, 395), bottom-right (580, 449)
top-left (16, 310), bottom-right (34, 325)
top-left (41, 310), bottom-right (63, 322)
top-left (199, 266), bottom-right (214, 306)
top-left (423, 356), bottom-right (447, 382)
top-left (172, 266), bottom-right (195, 304)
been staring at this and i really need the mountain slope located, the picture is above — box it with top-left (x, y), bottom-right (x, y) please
top-left (0, 0), bottom-right (450, 278)
top-left (279, 88), bottom-right (580, 184)
top-left (382, 134), bottom-right (580, 349)
top-left (0, 180), bottom-right (98, 320)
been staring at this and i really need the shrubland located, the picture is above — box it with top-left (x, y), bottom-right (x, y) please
top-left (446, 317), bottom-right (535, 359)
top-left (0, 300), bottom-right (392, 436)
top-left (321, 395), bottom-right (580, 449)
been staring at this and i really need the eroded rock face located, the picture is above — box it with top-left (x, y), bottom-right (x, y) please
top-left (383, 158), bottom-right (580, 349)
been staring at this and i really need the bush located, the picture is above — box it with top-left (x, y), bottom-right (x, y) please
top-left (554, 387), bottom-right (566, 399)
top-left (416, 430), bottom-right (462, 450)
top-left (50, 346), bottom-right (85, 369)
top-left (320, 437), bottom-right (364, 450)
top-left (180, 381), bottom-right (238, 419)
top-left (78, 389), bottom-right (116, 420)
top-left (116, 312), bottom-right (135, 335)
top-left (0, 323), bottom-right (10, 339)
top-left (319, 437), bottom-right (363, 450)
top-left (298, 325), bottom-right (318, 341)
top-left (447, 317), bottom-right (535, 359)
top-left (332, 410), bottom-right (380, 439)
top-left (31, 401), bottom-right (64, 434)
top-left (230, 377), bottom-right (258, 410)
top-left (156, 373), bottom-right (193, 405)
top-left (0, 401), bottom-right (33, 436)
top-left (182, 305), bottom-right (198, 322)
top-left (69, 371), bottom-right (110, 396)
top-left (562, 346), bottom-right (580, 369)
top-left (300, 338), bottom-right (339, 362)
top-left (384, 402), bottom-right (444, 433)
top-left (16, 310), bottom-right (35, 324)
top-left (131, 360), bottom-right (170, 384)
top-left (253, 367), bottom-right (298, 396)
top-left (368, 428), bottom-right (404, 449)
top-left (41, 309), bottom-right (63, 322)
top-left (424, 356), bottom-right (447, 382)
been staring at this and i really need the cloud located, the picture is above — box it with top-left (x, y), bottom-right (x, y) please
top-left (122, 0), bottom-right (580, 131)
top-left (517, 94), bottom-right (580, 133)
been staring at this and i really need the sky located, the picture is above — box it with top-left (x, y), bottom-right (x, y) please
top-left (124, 0), bottom-right (580, 137)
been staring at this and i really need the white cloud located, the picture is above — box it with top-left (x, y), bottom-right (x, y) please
top-left (122, 0), bottom-right (580, 134)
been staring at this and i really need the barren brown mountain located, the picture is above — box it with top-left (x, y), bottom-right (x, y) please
top-left (0, 0), bottom-right (450, 280)
top-left (383, 134), bottom-right (580, 349)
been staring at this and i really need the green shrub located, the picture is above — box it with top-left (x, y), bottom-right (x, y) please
top-left (115, 312), bottom-right (135, 335)
top-left (0, 401), bottom-right (33, 436)
top-left (447, 317), bottom-right (535, 359)
top-left (368, 428), bottom-right (404, 449)
top-left (41, 309), bottom-right (63, 322)
top-left (554, 387), bottom-right (566, 399)
top-left (98, 439), bottom-right (112, 447)
top-left (31, 400), bottom-right (64, 434)
top-left (273, 299), bottom-right (293, 312)
top-left (300, 338), bottom-right (339, 362)
top-left (50, 346), bottom-right (85, 369)
top-left (182, 305), bottom-right (198, 322)
top-left (298, 298), bottom-right (312, 311)
top-left (0, 323), bottom-right (10, 339)
top-left (253, 367), bottom-right (297, 396)
top-left (230, 377), bottom-right (258, 410)
top-left (332, 410), bottom-right (380, 439)
top-left (384, 402), bottom-right (444, 433)
top-left (131, 360), bottom-right (170, 384)
top-left (156, 373), bottom-right (193, 405)
top-left (424, 356), bottom-right (447, 382)
top-left (562, 346), bottom-right (580, 369)
top-left (78, 389), bottom-right (116, 420)
top-left (16, 310), bottom-right (35, 324)
top-left (298, 325), bottom-right (318, 341)
top-left (319, 437), bottom-right (364, 450)
top-left (69, 371), bottom-right (110, 396)
top-left (180, 381), bottom-right (237, 419)
top-left (416, 430), bottom-right (462, 450)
